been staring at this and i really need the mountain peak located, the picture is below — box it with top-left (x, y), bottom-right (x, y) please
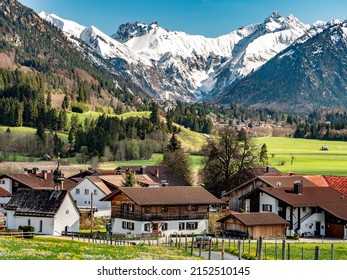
top-left (112, 21), bottom-right (167, 43)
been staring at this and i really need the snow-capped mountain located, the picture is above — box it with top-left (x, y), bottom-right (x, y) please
top-left (39, 11), bottom-right (337, 106)
top-left (215, 21), bottom-right (347, 112)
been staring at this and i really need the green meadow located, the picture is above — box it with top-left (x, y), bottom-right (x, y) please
top-left (0, 236), bottom-right (201, 260)
top-left (255, 137), bottom-right (347, 176)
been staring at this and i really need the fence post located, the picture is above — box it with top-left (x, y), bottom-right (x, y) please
top-left (238, 240), bottom-right (242, 260)
top-left (258, 237), bottom-right (263, 260)
top-left (190, 237), bottom-right (194, 256)
top-left (199, 239), bottom-right (202, 257)
top-left (221, 239), bottom-right (225, 260)
top-left (175, 233), bottom-right (178, 247)
top-left (275, 239), bottom-right (278, 260)
top-left (179, 234), bottom-right (182, 249)
top-left (228, 236), bottom-right (231, 248)
top-left (331, 243), bottom-right (334, 260)
top-left (301, 247), bottom-right (304, 260)
top-left (185, 235), bottom-right (188, 253)
top-left (208, 238), bottom-right (212, 260)
top-left (248, 239), bottom-right (251, 255)
top-left (287, 243), bottom-right (291, 260)
top-left (281, 240), bottom-right (286, 260)
top-left (314, 246), bottom-right (320, 260)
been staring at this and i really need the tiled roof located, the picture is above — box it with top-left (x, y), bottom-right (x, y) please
top-left (0, 172), bottom-right (76, 191)
top-left (102, 186), bottom-right (222, 206)
top-left (5, 189), bottom-right (74, 217)
top-left (323, 176), bottom-right (347, 196)
top-left (85, 176), bottom-right (113, 195)
top-left (0, 187), bottom-right (12, 197)
top-left (218, 212), bottom-right (289, 226)
top-left (116, 165), bottom-right (191, 186)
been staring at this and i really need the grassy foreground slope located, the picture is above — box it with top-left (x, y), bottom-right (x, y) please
top-left (255, 137), bottom-right (347, 176)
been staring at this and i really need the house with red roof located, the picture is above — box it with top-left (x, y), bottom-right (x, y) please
top-left (238, 175), bottom-right (347, 239)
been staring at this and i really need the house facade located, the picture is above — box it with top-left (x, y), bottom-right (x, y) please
top-left (101, 186), bottom-right (222, 236)
top-left (5, 189), bottom-right (80, 235)
top-left (70, 176), bottom-right (114, 217)
top-left (240, 175), bottom-right (347, 239)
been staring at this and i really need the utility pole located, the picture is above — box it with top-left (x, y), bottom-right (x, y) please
top-left (90, 192), bottom-right (94, 235)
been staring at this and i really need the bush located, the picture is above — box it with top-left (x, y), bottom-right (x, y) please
top-left (18, 225), bottom-right (35, 238)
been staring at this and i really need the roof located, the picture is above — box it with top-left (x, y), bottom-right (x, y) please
top-left (218, 212), bottom-right (289, 226)
top-left (0, 187), bottom-right (12, 197)
top-left (101, 186), bottom-right (222, 206)
top-left (4, 189), bottom-right (77, 217)
top-left (116, 165), bottom-right (191, 186)
top-left (324, 176), bottom-right (347, 196)
top-left (84, 176), bottom-right (114, 195)
top-left (250, 167), bottom-right (282, 176)
top-left (0, 172), bottom-right (76, 191)
top-left (243, 175), bottom-right (347, 221)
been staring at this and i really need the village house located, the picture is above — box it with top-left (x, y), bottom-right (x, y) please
top-left (0, 186), bottom-right (12, 213)
top-left (101, 186), bottom-right (222, 236)
top-left (237, 175), bottom-right (347, 239)
top-left (218, 212), bottom-right (289, 239)
top-left (0, 167), bottom-right (77, 194)
top-left (5, 189), bottom-right (80, 235)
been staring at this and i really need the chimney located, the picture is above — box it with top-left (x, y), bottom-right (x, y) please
top-left (42, 170), bottom-right (47, 180)
top-left (155, 169), bottom-right (160, 178)
top-left (266, 166), bottom-right (269, 173)
top-left (293, 180), bottom-right (303, 194)
top-left (33, 167), bottom-right (39, 175)
top-left (140, 166), bottom-right (146, 175)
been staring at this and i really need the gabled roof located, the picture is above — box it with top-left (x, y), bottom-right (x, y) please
top-left (218, 212), bottom-right (289, 226)
top-left (101, 186), bottom-right (222, 206)
top-left (323, 176), bottom-right (347, 196)
top-left (116, 165), bottom-right (191, 186)
top-left (0, 172), bottom-right (76, 191)
top-left (4, 189), bottom-right (77, 217)
top-left (82, 176), bottom-right (114, 195)
top-left (0, 187), bottom-right (12, 197)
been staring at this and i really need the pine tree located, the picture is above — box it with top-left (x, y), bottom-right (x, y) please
top-left (122, 170), bottom-right (136, 187)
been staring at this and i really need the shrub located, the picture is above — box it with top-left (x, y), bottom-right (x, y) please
top-left (18, 226), bottom-right (35, 239)
top-left (72, 102), bottom-right (89, 113)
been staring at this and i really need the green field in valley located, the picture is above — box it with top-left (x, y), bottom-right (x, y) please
top-left (255, 137), bottom-right (347, 176)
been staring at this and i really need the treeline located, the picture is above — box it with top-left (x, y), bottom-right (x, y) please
top-left (294, 109), bottom-right (347, 141)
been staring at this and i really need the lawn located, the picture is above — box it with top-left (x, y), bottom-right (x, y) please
top-left (0, 236), bottom-right (202, 260)
top-left (255, 137), bottom-right (347, 176)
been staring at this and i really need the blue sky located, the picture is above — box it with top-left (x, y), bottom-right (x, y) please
top-left (18, 0), bottom-right (347, 37)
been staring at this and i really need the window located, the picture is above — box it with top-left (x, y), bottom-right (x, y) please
top-left (144, 223), bottom-right (151, 232)
top-left (161, 206), bottom-right (168, 212)
top-left (262, 204), bottom-right (272, 212)
top-left (39, 220), bottom-right (43, 232)
top-left (179, 222), bottom-right (185, 230)
top-left (161, 223), bottom-right (168, 231)
top-left (1, 180), bottom-right (5, 184)
top-left (127, 222), bottom-right (134, 231)
top-left (145, 206), bottom-right (151, 214)
top-left (187, 205), bottom-right (198, 211)
top-left (302, 207), bottom-right (307, 212)
top-left (28, 219), bottom-right (31, 226)
top-left (94, 189), bottom-right (98, 196)
top-left (84, 189), bottom-right (89, 195)
top-left (186, 222), bottom-right (198, 230)
top-left (122, 221), bottom-right (126, 229)
top-left (75, 188), bottom-right (80, 195)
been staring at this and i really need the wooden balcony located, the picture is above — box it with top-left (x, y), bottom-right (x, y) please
top-left (111, 209), bottom-right (208, 221)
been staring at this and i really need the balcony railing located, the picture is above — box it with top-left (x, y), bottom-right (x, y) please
top-left (111, 209), bottom-right (208, 221)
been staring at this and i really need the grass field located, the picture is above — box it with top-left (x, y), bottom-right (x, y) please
top-left (224, 239), bottom-right (347, 260)
top-left (255, 137), bottom-right (347, 176)
top-left (0, 236), bottom-right (201, 260)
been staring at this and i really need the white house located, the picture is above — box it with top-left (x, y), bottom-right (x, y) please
top-left (101, 186), bottom-right (222, 236)
top-left (5, 189), bottom-right (80, 235)
top-left (69, 176), bottom-right (114, 217)
top-left (241, 175), bottom-right (347, 239)
top-left (0, 187), bottom-right (12, 214)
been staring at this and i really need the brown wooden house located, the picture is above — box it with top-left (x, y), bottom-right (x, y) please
top-left (218, 212), bottom-right (289, 239)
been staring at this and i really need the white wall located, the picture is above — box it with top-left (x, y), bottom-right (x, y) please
top-left (0, 178), bottom-right (12, 193)
top-left (70, 178), bottom-right (111, 216)
top-left (54, 194), bottom-right (80, 234)
top-left (0, 197), bottom-right (11, 213)
top-left (259, 193), bottom-right (278, 213)
top-left (112, 218), bottom-right (209, 236)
